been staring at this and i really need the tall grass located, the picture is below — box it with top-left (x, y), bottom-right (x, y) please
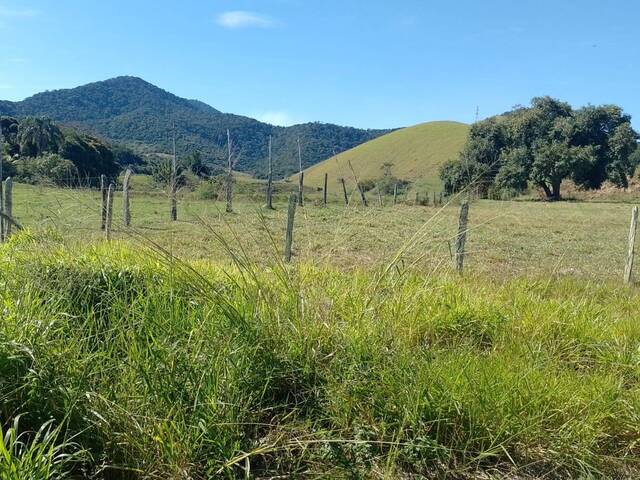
top-left (0, 230), bottom-right (639, 478)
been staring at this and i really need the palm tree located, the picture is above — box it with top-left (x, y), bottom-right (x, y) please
top-left (17, 117), bottom-right (64, 157)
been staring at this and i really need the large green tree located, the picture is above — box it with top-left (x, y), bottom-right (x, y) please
top-left (16, 117), bottom-right (64, 157)
top-left (441, 97), bottom-right (639, 200)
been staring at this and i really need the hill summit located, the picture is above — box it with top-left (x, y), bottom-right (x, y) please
top-left (0, 76), bottom-right (390, 177)
top-left (300, 121), bottom-right (469, 192)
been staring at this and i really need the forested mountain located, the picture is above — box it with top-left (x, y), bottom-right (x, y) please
top-left (0, 77), bottom-right (391, 177)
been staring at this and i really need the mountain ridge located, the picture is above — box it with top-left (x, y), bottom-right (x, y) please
top-left (0, 76), bottom-right (392, 177)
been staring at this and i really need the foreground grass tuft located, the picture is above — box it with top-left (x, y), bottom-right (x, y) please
top-left (0, 233), bottom-right (639, 478)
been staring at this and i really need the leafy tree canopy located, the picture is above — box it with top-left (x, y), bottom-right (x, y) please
top-left (1, 115), bottom-right (122, 185)
top-left (440, 97), bottom-right (639, 200)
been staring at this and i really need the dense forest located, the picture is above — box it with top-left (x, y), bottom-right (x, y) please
top-left (441, 97), bottom-right (640, 200)
top-left (0, 77), bottom-right (391, 178)
top-left (0, 116), bottom-right (142, 185)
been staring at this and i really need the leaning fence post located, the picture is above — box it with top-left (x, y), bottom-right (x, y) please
top-left (455, 200), bottom-right (470, 273)
top-left (323, 173), bottom-right (328, 207)
top-left (266, 135), bottom-right (274, 209)
top-left (341, 178), bottom-right (349, 206)
top-left (393, 183), bottom-right (398, 205)
top-left (297, 138), bottom-right (304, 206)
top-left (4, 177), bottom-right (12, 239)
top-left (624, 206), bottom-right (639, 284)
top-left (284, 193), bottom-right (297, 262)
top-left (100, 174), bottom-right (107, 230)
top-left (377, 185), bottom-right (383, 207)
top-left (357, 183), bottom-right (368, 207)
top-left (122, 168), bottom-right (132, 227)
top-left (170, 125), bottom-right (178, 221)
top-left (105, 183), bottom-right (114, 240)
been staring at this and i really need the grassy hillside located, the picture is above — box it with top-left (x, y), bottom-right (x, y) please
top-left (299, 121), bottom-right (469, 195)
top-left (0, 76), bottom-right (390, 177)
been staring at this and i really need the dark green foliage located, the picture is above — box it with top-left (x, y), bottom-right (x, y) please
top-left (629, 144), bottom-right (640, 177)
top-left (0, 116), bottom-right (20, 156)
top-left (14, 153), bottom-right (79, 186)
top-left (16, 117), bottom-right (64, 157)
top-left (1, 116), bottom-right (121, 185)
top-left (441, 97), bottom-right (639, 200)
top-left (111, 144), bottom-right (145, 169)
top-left (183, 151), bottom-right (210, 177)
top-left (58, 129), bottom-right (119, 181)
top-left (0, 76), bottom-right (391, 178)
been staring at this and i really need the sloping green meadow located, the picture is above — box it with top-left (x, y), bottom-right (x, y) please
top-left (1, 233), bottom-right (639, 478)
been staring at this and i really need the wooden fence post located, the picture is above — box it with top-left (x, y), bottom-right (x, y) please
top-left (266, 135), bottom-right (274, 209)
top-left (226, 129), bottom-right (233, 213)
top-left (377, 186), bottom-right (383, 207)
top-left (455, 200), bottom-right (470, 273)
top-left (433, 191), bottom-right (437, 207)
top-left (100, 174), bottom-right (107, 230)
top-left (323, 172), bottom-right (328, 207)
top-left (123, 168), bottom-right (132, 227)
top-left (624, 206), bottom-right (638, 284)
top-left (284, 193), bottom-right (297, 262)
top-left (170, 125), bottom-right (178, 221)
top-left (357, 183), bottom-right (368, 207)
top-left (105, 183), bottom-right (114, 240)
top-left (393, 183), bottom-right (398, 205)
top-left (341, 178), bottom-right (349, 206)
top-left (297, 138), bottom-right (304, 206)
top-left (415, 191), bottom-right (419, 205)
top-left (439, 192), bottom-right (443, 206)
top-left (4, 177), bottom-right (12, 239)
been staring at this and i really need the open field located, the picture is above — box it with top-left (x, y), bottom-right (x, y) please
top-left (12, 182), bottom-right (639, 281)
top-left (2, 182), bottom-right (640, 478)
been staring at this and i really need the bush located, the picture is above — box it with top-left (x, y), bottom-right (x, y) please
top-left (15, 154), bottom-right (79, 186)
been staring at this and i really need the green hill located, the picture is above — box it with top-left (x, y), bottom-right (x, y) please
top-left (299, 121), bottom-right (469, 195)
top-left (0, 76), bottom-right (391, 178)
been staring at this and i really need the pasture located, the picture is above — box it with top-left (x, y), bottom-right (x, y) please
top-left (12, 181), bottom-right (638, 281)
top-left (1, 180), bottom-right (640, 478)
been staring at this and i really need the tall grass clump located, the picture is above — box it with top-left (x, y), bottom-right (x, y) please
top-left (0, 230), bottom-right (639, 478)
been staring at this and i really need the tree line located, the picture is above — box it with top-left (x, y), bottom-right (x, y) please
top-left (0, 116), bottom-right (142, 185)
top-left (440, 97), bottom-right (640, 200)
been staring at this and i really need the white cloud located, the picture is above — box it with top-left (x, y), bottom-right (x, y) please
top-left (0, 84), bottom-right (14, 90)
top-left (254, 111), bottom-right (297, 127)
top-left (216, 11), bottom-right (275, 29)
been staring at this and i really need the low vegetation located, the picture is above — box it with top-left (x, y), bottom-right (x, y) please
top-left (1, 231), bottom-right (639, 478)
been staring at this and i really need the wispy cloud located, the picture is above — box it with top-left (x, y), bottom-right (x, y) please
top-left (216, 11), bottom-right (276, 29)
top-left (254, 111), bottom-right (297, 127)
top-left (0, 84), bottom-right (14, 90)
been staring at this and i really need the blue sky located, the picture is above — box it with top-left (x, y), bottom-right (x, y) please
top-left (0, 0), bottom-right (638, 129)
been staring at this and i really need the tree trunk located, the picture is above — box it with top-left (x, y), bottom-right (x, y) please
top-left (539, 182), bottom-right (553, 200)
top-left (550, 178), bottom-right (562, 201)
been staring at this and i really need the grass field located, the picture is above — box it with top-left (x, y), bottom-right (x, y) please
top-left (12, 182), bottom-right (638, 281)
top-left (2, 182), bottom-right (640, 478)
top-left (298, 121), bottom-right (470, 195)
